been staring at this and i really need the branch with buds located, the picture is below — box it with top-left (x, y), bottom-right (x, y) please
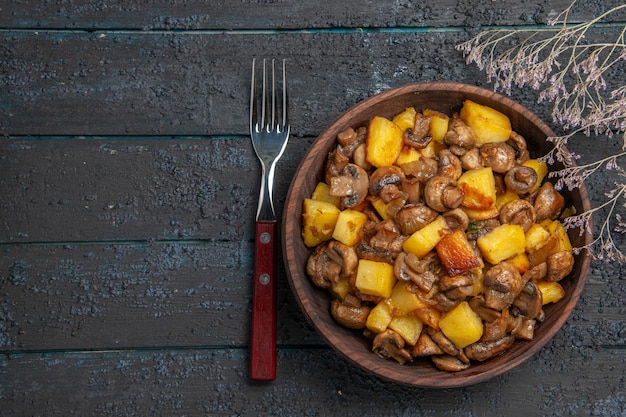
top-left (457, 0), bottom-right (626, 262)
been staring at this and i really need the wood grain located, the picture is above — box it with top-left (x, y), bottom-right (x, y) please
top-left (1, 0), bottom-right (625, 413)
top-left (3, 0), bottom-right (625, 30)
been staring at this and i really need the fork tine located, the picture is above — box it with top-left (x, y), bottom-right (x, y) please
top-left (280, 59), bottom-right (288, 129)
top-left (250, 58), bottom-right (257, 133)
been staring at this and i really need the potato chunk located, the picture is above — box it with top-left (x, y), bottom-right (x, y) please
top-left (389, 314), bottom-right (423, 346)
top-left (422, 108), bottom-right (449, 141)
top-left (389, 281), bottom-right (429, 316)
top-left (403, 216), bottom-right (449, 258)
top-left (439, 301), bottom-right (484, 348)
top-left (302, 198), bottom-right (340, 247)
top-left (311, 182), bottom-right (341, 207)
top-left (332, 209), bottom-right (368, 246)
top-left (366, 116), bottom-right (404, 167)
top-left (436, 229), bottom-right (481, 276)
top-left (355, 259), bottom-right (396, 298)
top-left (366, 300), bottom-right (393, 334)
top-left (460, 100), bottom-right (512, 145)
top-left (477, 223), bottom-right (526, 264)
top-left (457, 167), bottom-right (497, 211)
top-left (536, 280), bottom-right (566, 304)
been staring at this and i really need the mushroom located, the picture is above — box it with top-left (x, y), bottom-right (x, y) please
top-left (512, 281), bottom-right (543, 319)
top-left (483, 261), bottom-right (524, 311)
top-left (352, 143), bottom-right (372, 170)
top-left (329, 163), bottom-right (369, 208)
top-left (469, 296), bottom-right (502, 323)
top-left (439, 273), bottom-right (475, 300)
top-left (499, 199), bottom-right (536, 232)
top-left (424, 176), bottom-right (464, 212)
top-left (412, 332), bottom-right (444, 357)
top-left (533, 182), bottom-right (565, 221)
top-left (326, 240), bottom-right (358, 279)
top-left (464, 335), bottom-right (515, 361)
top-left (516, 318), bottom-right (537, 340)
top-left (460, 147), bottom-right (484, 170)
top-left (504, 165), bottom-right (538, 194)
top-left (336, 126), bottom-right (366, 158)
top-left (394, 204), bottom-right (438, 235)
top-left (443, 118), bottom-right (476, 149)
top-left (481, 316), bottom-right (509, 342)
top-left (355, 242), bottom-right (394, 265)
top-left (400, 177), bottom-right (421, 203)
top-left (369, 165), bottom-right (406, 203)
top-left (400, 156), bottom-right (438, 182)
top-left (372, 329), bottom-right (413, 364)
top-left (324, 147), bottom-right (350, 184)
top-left (330, 298), bottom-right (370, 329)
top-left (546, 250), bottom-right (574, 282)
top-left (437, 149), bottom-right (463, 179)
top-left (306, 244), bottom-right (342, 288)
top-left (431, 355), bottom-right (471, 372)
top-left (427, 328), bottom-right (462, 357)
top-left (508, 131), bottom-right (530, 163)
top-left (522, 262), bottom-right (548, 282)
top-left (442, 208), bottom-right (469, 232)
top-left (403, 114), bottom-right (432, 149)
top-left (368, 220), bottom-right (406, 258)
top-left (480, 142), bottom-right (517, 174)
top-left (394, 252), bottom-right (439, 292)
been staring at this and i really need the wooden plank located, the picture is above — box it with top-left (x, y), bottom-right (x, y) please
top-left (1, 239), bottom-right (624, 351)
top-left (0, 241), bottom-right (322, 351)
top-left (0, 137), bottom-right (308, 243)
top-left (3, 0), bottom-right (625, 30)
top-left (1, 346), bottom-right (624, 416)
top-left (3, 26), bottom-right (625, 137)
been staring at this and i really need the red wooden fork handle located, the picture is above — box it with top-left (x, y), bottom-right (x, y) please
top-left (250, 220), bottom-right (277, 380)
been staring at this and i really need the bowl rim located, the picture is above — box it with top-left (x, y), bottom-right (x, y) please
top-left (282, 81), bottom-right (592, 388)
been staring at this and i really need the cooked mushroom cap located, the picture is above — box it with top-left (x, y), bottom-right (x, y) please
top-left (424, 175), bottom-right (464, 212)
top-left (442, 208), bottom-right (469, 232)
top-left (437, 149), bottom-right (463, 180)
top-left (431, 354), bottom-right (471, 372)
top-left (508, 131), bottom-right (530, 163)
top-left (330, 299), bottom-right (370, 329)
top-left (444, 118), bottom-right (476, 149)
top-left (481, 142), bottom-right (517, 173)
top-left (394, 204), bottom-right (438, 235)
top-left (403, 115), bottom-right (432, 149)
top-left (505, 165), bottom-right (538, 194)
top-left (412, 332), bottom-right (444, 357)
top-left (329, 163), bottom-right (369, 208)
top-left (326, 240), bottom-right (358, 279)
top-left (372, 330), bottom-right (413, 364)
top-left (499, 199), bottom-right (536, 232)
top-left (483, 261), bottom-right (524, 310)
top-left (306, 244), bottom-right (341, 289)
top-left (513, 281), bottom-right (543, 319)
top-left (464, 335), bottom-right (515, 361)
top-left (460, 148), bottom-right (484, 171)
top-left (369, 165), bottom-right (405, 195)
top-left (534, 182), bottom-right (566, 222)
top-left (546, 250), bottom-right (574, 282)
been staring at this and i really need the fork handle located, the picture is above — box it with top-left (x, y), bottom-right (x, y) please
top-left (250, 220), bottom-right (277, 380)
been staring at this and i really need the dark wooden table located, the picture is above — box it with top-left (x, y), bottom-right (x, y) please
top-left (1, 1), bottom-right (625, 415)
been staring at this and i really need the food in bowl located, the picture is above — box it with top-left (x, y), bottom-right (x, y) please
top-left (301, 99), bottom-right (575, 372)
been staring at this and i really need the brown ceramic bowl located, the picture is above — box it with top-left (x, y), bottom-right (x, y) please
top-left (282, 82), bottom-right (592, 388)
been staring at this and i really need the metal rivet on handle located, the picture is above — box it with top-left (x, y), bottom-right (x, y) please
top-left (260, 232), bottom-right (271, 244)
top-left (259, 273), bottom-right (271, 285)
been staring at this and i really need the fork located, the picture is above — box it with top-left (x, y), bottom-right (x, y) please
top-left (249, 58), bottom-right (289, 381)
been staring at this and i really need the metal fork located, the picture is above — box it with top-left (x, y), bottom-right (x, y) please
top-left (249, 58), bottom-right (289, 381)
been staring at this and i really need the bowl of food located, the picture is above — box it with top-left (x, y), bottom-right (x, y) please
top-left (282, 82), bottom-right (592, 388)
